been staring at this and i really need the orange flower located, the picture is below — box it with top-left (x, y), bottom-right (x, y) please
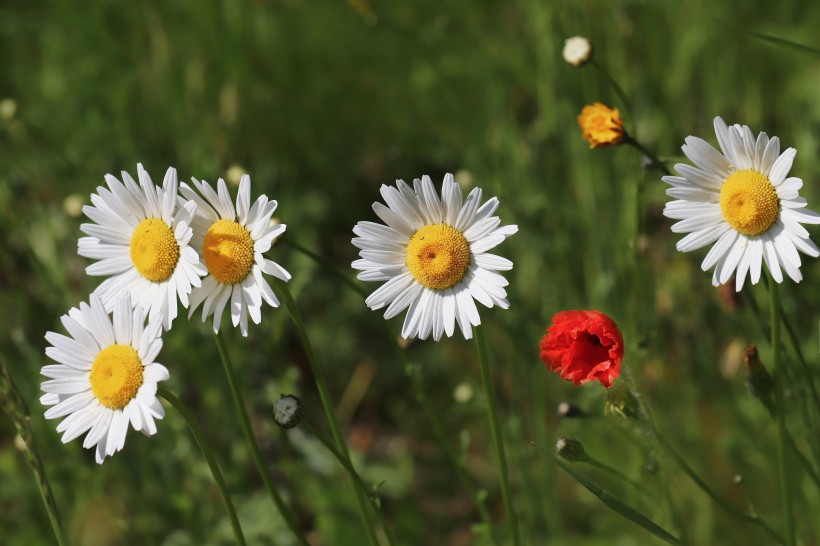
top-left (577, 103), bottom-right (624, 148)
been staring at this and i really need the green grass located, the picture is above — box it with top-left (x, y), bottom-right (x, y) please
top-left (3, 0), bottom-right (820, 544)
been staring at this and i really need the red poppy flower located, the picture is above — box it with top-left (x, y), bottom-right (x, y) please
top-left (539, 310), bottom-right (623, 388)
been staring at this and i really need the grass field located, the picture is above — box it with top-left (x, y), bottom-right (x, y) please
top-left (3, 1), bottom-right (820, 544)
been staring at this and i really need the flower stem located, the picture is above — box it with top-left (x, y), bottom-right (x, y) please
top-left (301, 420), bottom-right (397, 546)
top-left (648, 421), bottom-right (784, 545)
top-left (158, 386), bottom-right (246, 546)
top-left (769, 279), bottom-right (795, 545)
top-left (590, 59), bottom-right (633, 117)
top-left (405, 362), bottom-right (499, 544)
top-left (213, 331), bottom-right (309, 546)
top-left (555, 458), bottom-right (681, 545)
top-left (272, 280), bottom-right (382, 546)
top-left (0, 357), bottom-right (67, 546)
top-left (475, 325), bottom-right (520, 546)
top-left (622, 134), bottom-right (672, 176)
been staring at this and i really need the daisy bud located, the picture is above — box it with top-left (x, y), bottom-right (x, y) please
top-left (557, 401), bottom-right (585, 419)
top-left (562, 36), bottom-right (592, 67)
top-left (734, 474), bottom-right (744, 485)
top-left (273, 394), bottom-right (303, 429)
top-left (743, 344), bottom-right (774, 413)
top-left (555, 436), bottom-right (588, 463)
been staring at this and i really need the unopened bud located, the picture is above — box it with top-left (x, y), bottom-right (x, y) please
top-left (562, 36), bottom-right (592, 67)
top-left (555, 436), bottom-right (588, 463)
top-left (734, 474), bottom-right (744, 485)
top-left (273, 394), bottom-right (303, 429)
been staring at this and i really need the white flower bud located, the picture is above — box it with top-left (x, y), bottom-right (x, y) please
top-left (563, 36), bottom-right (592, 67)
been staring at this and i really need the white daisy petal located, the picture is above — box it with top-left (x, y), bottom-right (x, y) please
top-left (769, 148), bottom-right (796, 186)
top-left (182, 175), bottom-right (290, 335)
top-left (41, 293), bottom-right (168, 463)
top-left (666, 120), bottom-right (819, 289)
top-left (354, 174), bottom-right (515, 340)
top-left (80, 165), bottom-right (206, 329)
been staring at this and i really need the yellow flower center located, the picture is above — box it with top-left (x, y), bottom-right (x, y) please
top-left (577, 102), bottom-right (624, 149)
top-left (203, 219), bottom-right (255, 285)
top-left (89, 345), bottom-right (144, 409)
top-left (719, 170), bottom-right (780, 236)
top-left (406, 224), bottom-right (471, 289)
top-left (130, 218), bottom-right (180, 282)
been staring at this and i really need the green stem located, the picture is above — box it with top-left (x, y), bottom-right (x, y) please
top-left (301, 421), bottom-right (398, 546)
top-left (158, 386), bottom-right (246, 546)
top-left (770, 280), bottom-right (795, 545)
top-left (213, 331), bottom-right (309, 546)
top-left (280, 238), bottom-right (365, 296)
top-left (585, 458), bottom-right (652, 496)
top-left (648, 422), bottom-right (784, 545)
top-left (623, 134), bottom-right (672, 176)
top-left (779, 304), bottom-right (820, 429)
top-left (272, 280), bottom-right (382, 546)
top-left (0, 357), bottom-right (67, 546)
top-left (475, 325), bottom-right (519, 546)
top-left (405, 363), bottom-right (499, 544)
top-left (590, 59), bottom-right (633, 117)
top-left (283, 239), bottom-right (498, 543)
top-left (744, 282), bottom-right (820, 483)
top-left (556, 458), bottom-right (681, 545)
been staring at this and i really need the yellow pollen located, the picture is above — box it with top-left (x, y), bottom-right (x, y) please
top-left (406, 224), bottom-right (471, 289)
top-left (130, 218), bottom-right (180, 282)
top-left (719, 170), bottom-right (780, 236)
top-left (89, 345), bottom-right (144, 410)
top-left (203, 219), bottom-right (255, 285)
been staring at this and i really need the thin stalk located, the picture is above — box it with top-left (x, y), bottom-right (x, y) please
top-left (770, 280), bottom-right (795, 545)
top-left (280, 238), bottom-right (365, 296)
top-left (585, 458), bottom-right (653, 497)
top-left (590, 59), bottom-right (633, 116)
top-left (475, 326), bottom-right (520, 546)
top-left (555, 458), bottom-right (682, 545)
top-left (779, 306), bottom-right (820, 426)
top-left (746, 279), bottom-right (820, 473)
top-left (301, 421), bottom-right (398, 546)
top-left (213, 331), bottom-right (309, 546)
top-left (272, 280), bottom-right (382, 546)
top-left (158, 386), bottom-right (246, 546)
top-left (405, 363), bottom-right (499, 544)
top-left (0, 358), bottom-right (66, 546)
top-left (648, 422), bottom-right (784, 545)
top-left (284, 239), bottom-right (498, 543)
top-left (623, 134), bottom-right (672, 176)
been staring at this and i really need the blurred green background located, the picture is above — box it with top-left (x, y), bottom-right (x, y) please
top-left (3, 0), bottom-right (820, 544)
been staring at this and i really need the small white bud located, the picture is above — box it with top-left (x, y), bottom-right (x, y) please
top-left (273, 394), bottom-right (303, 429)
top-left (562, 36), bottom-right (592, 67)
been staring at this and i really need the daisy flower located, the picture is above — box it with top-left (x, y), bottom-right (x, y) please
top-left (352, 174), bottom-right (518, 341)
top-left (41, 293), bottom-right (168, 464)
top-left (664, 117), bottom-right (820, 291)
top-left (180, 174), bottom-right (290, 336)
top-left (78, 164), bottom-right (207, 330)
